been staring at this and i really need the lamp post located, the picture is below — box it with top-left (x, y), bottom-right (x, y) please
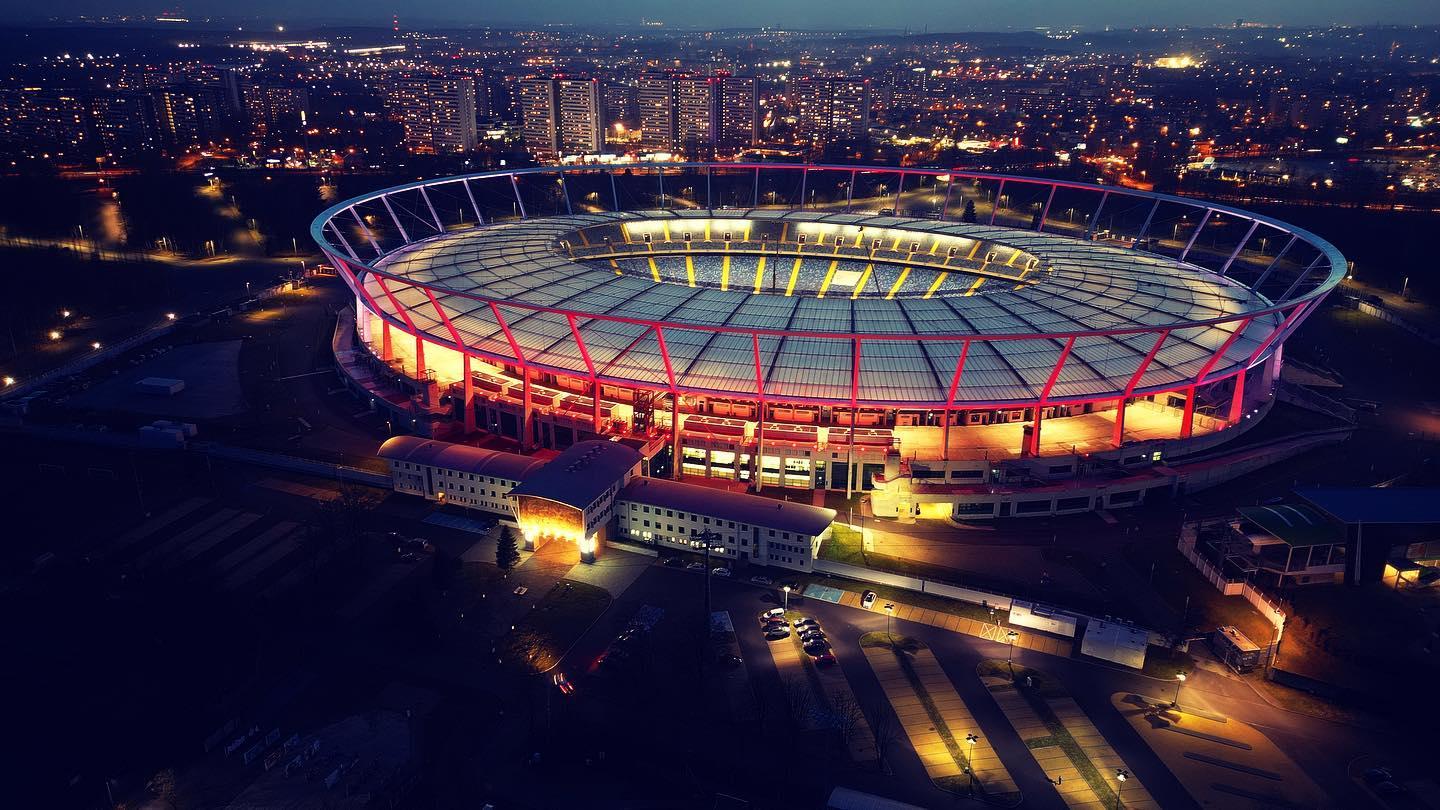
top-left (1006, 629), bottom-right (1019, 679)
top-left (1114, 768), bottom-right (1129, 809)
top-left (884, 603), bottom-right (894, 639)
top-left (691, 528), bottom-right (723, 682)
top-left (1172, 671), bottom-right (1187, 707)
top-left (965, 733), bottom-right (979, 795)
top-left (782, 584), bottom-right (791, 613)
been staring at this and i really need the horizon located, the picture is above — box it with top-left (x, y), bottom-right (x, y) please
top-left (14, 0), bottom-right (1440, 32)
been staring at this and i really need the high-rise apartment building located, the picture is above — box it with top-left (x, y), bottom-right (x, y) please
top-left (637, 72), bottom-right (675, 151)
top-left (718, 75), bottom-right (759, 151)
top-left (674, 76), bottom-right (718, 159)
top-left (793, 77), bottom-right (871, 146)
top-left (88, 92), bottom-right (159, 156)
top-left (518, 77), bottom-right (560, 158)
top-left (520, 77), bottom-right (606, 159)
top-left (243, 82), bottom-right (311, 135)
top-left (637, 73), bottom-right (758, 156)
top-left (387, 75), bottom-right (478, 154)
top-left (557, 78), bottom-right (604, 155)
top-left (151, 83), bottom-right (234, 149)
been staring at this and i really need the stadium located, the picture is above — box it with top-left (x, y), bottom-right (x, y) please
top-left (313, 164), bottom-right (1344, 520)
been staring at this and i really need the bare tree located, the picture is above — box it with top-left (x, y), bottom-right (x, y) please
top-left (782, 675), bottom-right (813, 727)
top-left (831, 689), bottom-right (862, 747)
top-left (865, 695), bottom-right (899, 771)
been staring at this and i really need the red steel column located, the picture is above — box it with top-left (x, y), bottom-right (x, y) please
top-left (941, 340), bottom-right (972, 462)
top-left (1029, 337), bottom-right (1075, 456)
top-left (381, 321), bottom-right (393, 361)
top-left (1229, 370), bottom-right (1247, 423)
top-left (1180, 386), bottom-right (1196, 438)
top-left (671, 395), bottom-right (681, 480)
top-left (753, 334), bottom-right (766, 493)
top-left (1115, 329), bottom-right (1170, 448)
top-left (462, 354), bottom-right (476, 433)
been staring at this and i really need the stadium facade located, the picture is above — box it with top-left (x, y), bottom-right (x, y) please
top-left (314, 164), bottom-right (1343, 521)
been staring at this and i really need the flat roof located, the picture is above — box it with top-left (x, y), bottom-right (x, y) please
top-left (508, 440), bottom-right (642, 511)
top-left (619, 477), bottom-right (836, 536)
top-left (377, 435), bottom-right (547, 482)
top-left (1236, 504), bottom-right (1343, 547)
top-left (1296, 487), bottom-right (1440, 525)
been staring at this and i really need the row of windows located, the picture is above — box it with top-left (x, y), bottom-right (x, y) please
top-left (390, 460), bottom-right (511, 488)
top-left (620, 502), bottom-right (814, 544)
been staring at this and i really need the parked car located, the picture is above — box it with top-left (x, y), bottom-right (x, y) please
top-left (749, 575), bottom-right (775, 586)
top-left (712, 567), bottom-right (732, 577)
top-left (800, 631), bottom-right (827, 644)
top-left (762, 619), bottom-right (790, 631)
top-left (794, 617), bottom-right (820, 630)
top-left (861, 591), bottom-right (877, 609)
top-left (764, 627), bottom-right (791, 641)
top-left (760, 607), bottom-right (786, 621)
top-left (803, 640), bottom-right (830, 656)
top-left (685, 561), bottom-right (707, 571)
top-left (660, 556), bottom-right (683, 567)
top-left (811, 651), bottom-right (837, 666)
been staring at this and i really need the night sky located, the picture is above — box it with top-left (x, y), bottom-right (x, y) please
top-left (22, 0), bottom-right (1440, 29)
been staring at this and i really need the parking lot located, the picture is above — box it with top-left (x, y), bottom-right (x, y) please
top-left (526, 556), bottom-right (1388, 809)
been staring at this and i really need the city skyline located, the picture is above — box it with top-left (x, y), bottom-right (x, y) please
top-left (17, 0), bottom-right (1440, 30)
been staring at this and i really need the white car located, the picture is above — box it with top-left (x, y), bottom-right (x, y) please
top-left (861, 591), bottom-right (877, 610)
top-left (749, 575), bottom-right (775, 586)
top-left (712, 567), bottom-right (732, 577)
top-left (760, 607), bottom-right (786, 621)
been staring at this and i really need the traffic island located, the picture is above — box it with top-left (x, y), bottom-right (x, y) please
top-left (860, 633), bottom-right (1020, 805)
top-left (1111, 691), bottom-right (1326, 808)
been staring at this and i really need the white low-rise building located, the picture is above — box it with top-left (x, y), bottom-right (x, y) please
top-left (376, 437), bottom-right (836, 572)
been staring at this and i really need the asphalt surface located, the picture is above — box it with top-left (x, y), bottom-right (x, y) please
top-left (556, 561), bottom-right (1384, 809)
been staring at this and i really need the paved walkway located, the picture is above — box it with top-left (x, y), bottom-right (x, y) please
top-left (837, 589), bottom-right (1074, 657)
top-left (863, 645), bottom-right (1017, 798)
top-left (564, 549), bottom-right (653, 596)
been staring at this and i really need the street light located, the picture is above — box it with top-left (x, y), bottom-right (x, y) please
top-left (1115, 768), bottom-right (1130, 808)
top-left (1172, 671), bottom-right (1187, 707)
top-left (782, 584), bottom-right (791, 613)
top-left (884, 603), bottom-right (894, 638)
top-left (965, 733), bottom-right (979, 795)
top-left (1006, 629), bottom-right (1019, 679)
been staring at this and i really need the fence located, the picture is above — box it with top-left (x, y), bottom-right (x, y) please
top-left (813, 557), bottom-right (1015, 611)
top-left (1177, 522), bottom-right (1286, 633)
top-left (1355, 300), bottom-right (1440, 347)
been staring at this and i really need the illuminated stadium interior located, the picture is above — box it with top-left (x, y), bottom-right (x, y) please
top-left (314, 163), bottom-right (1344, 503)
